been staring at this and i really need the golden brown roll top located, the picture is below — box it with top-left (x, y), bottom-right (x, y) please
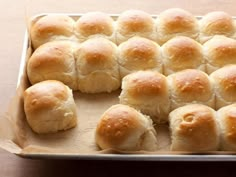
top-left (74, 12), bottom-right (115, 42)
top-left (119, 71), bottom-right (170, 123)
top-left (30, 15), bottom-right (76, 49)
top-left (118, 37), bottom-right (162, 78)
top-left (199, 11), bottom-right (235, 44)
top-left (217, 104), bottom-right (236, 151)
top-left (116, 10), bottom-right (156, 44)
top-left (75, 38), bottom-right (120, 93)
top-left (203, 35), bottom-right (236, 74)
top-left (27, 41), bottom-right (78, 90)
top-left (161, 36), bottom-right (205, 75)
top-left (167, 69), bottom-right (215, 111)
top-left (169, 104), bottom-right (219, 151)
top-left (156, 8), bottom-right (199, 45)
top-left (95, 104), bottom-right (158, 151)
top-left (210, 65), bottom-right (236, 109)
top-left (24, 80), bottom-right (77, 134)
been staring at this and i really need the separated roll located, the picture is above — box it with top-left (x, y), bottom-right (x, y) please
top-left (203, 35), bottom-right (236, 74)
top-left (74, 12), bottom-right (115, 42)
top-left (95, 104), bottom-right (158, 151)
top-left (161, 36), bottom-right (205, 75)
top-left (27, 41), bottom-right (78, 90)
top-left (169, 104), bottom-right (219, 151)
top-left (167, 69), bottom-right (215, 111)
top-left (30, 15), bottom-right (76, 49)
top-left (116, 10), bottom-right (156, 44)
top-left (24, 80), bottom-right (77, 134)
top-left (210, 65), bottom-right (236, 109)
top-left (118, 37), bottom-right (162, 78)
top-left (119, 71), bottom-right (170, 123)
top-left (217, 104), bottom-right (236, 151)
top-left (75, 38), bottom-right (120, 93)
top-left (199, 11), bottom-right (235, 44)
top-left (156, 8), bottom-right (199, 45)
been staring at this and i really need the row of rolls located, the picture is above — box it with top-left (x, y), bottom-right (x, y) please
top-left (27, 35), bottom-right (236, 93)
top-left (96, 103), bottom-right (236, 151)
top-left (30, 9), bottom-right (236, 48)
top-left (23, 79), bottom-right (236, 151)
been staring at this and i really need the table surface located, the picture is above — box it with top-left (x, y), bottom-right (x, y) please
top-left (1, 0), bottom-right (236, 176)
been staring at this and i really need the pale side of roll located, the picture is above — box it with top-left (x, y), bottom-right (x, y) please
top-left (217, 104), bottom-right (236, 151)
top-left (74, 12), bottom-right (115, 42)
top-left (27, 41), bottom-right (78, 90)
top-left (210, 65), bottom-right (236, 109)
top-left (199, 11), bottom-right (236, 44)
top-left (30, 15), bottom-right (76, 49)
top-left (118, 37), bottom-right (162, 78)
top-left (169, 104), bottom-right (219, 151)
top-left (116, 10), bottom-right (156, 44)
top-left (75, 38), bottom-right (120, 93)
top-left (95, 104), bottom-right (158, 151)
top-left (24, 80), bottom-right (77, 134)
top-left (203, 35), bottom-right (236, 74)
top-left (119, 71), bottom-right (170, 123)
top-left (167, 69), bottom-right (215, 111)
top-left (156, 8), bottom-right (199, 45)
top-left (161, 36), bottom-right (205, 75)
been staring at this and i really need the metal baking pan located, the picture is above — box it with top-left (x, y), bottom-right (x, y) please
top-left (14, 13), bottom-right (236, 161)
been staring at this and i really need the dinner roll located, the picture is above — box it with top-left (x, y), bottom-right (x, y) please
top-left (119, 71), bottom-right (170, 123)
top-left (118, 37), bottom-right (162, 78)
top-left (27, 41), bottom-right (78, 90)
top-left (217, 104), bottom-right (236, 150)
top-left (162, 36), bottom-right (205, 75)
top-left (167, 69), bottom-right (215, 111)
top-left (116, 10), bottom-right (156, 44)
top-left (169, 104), bottom-right (219, 151)
top-left (210, 65), bottom-right (236, 109)
top-left (74, 12), bottom-right (115, 42)
top-left (30, 15), bottom-right (76, 49)
top-left (75, 38), bottom-right (120, 93)
top-left (203, 35), bottom-right (236, 74)
top-left (24, 80), bottom-right (77, 134)
top-left (199, 11), bottom-right (235, 44)
top-left (95, 104), bottom-right (158, 151)
top-left (156, 8), bottom-right (199, 45)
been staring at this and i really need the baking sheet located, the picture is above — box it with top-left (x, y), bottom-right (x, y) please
top-left (1, 13), bottom-right (236, 161)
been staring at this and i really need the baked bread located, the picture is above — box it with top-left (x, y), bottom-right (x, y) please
top-left (161, 36), bottom-right (205, 75)
top-left (210, 65), bottom-right (236, 109)
top-left (203, 35), bottom-right (236, 74)
top-left (74, 12), bottom-right (115, 42)
top-left (75, 38), bottom-right (120, 93)
top-left (119, 71), bottom-right (170, 123)
top-left (30, 15), bottom-right (76, 49)
top-left (217, 104), bottom-right (236, 150)
top-left (116, 10), bottom-right (156, 44)
top-left (199, 11), bottom-right (235, 44)
top-left (24, 80), bottom-right (77, 134)
top-left (118, 37), bottom-right (162, 78)
top-left (167, 69), bottom-right (215, 111)
top-left (169, 104), bottom-right (219, 151)
top-left (95, 104), bottom-right (158, 151)
top-left (27, 41), bottom-right (78, 90)
top-left (156, 8), bottom-right (199, 45)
